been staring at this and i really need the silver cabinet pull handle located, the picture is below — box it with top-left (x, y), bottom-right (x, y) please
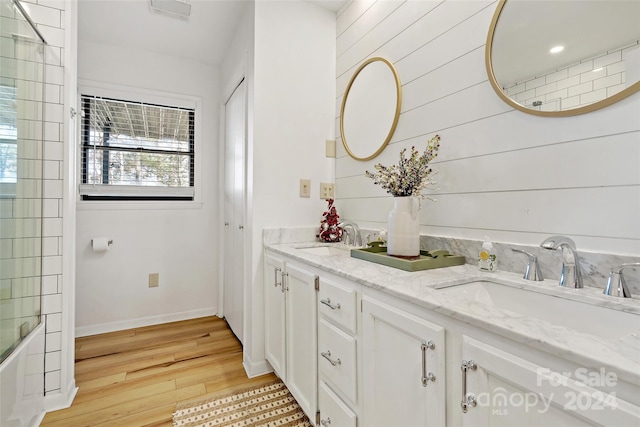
top-left (224, 221), bottom-right (229, 226)
top-left (238, 225), bottom-right (244, 230)
top-left (280, 271), bottom-right (288, 293)
top-left (320, 298), bottom-right (340, 310)
top-left (274, 267), bottom-right (281, 288)
top-left (421, 340), bottom-right (436, 387)
top-left (321, 350), bottom-right (341, 366)
top-left (460, 360), bottom-right (478, 413)
top-left (320, 417), bottom-right (332, 426)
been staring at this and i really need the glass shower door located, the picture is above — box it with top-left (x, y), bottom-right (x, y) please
top-left (0, 0), bottom-right (46, 364)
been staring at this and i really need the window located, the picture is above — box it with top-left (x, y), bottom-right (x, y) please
top-left (80, 94), bottom-right (195, 200)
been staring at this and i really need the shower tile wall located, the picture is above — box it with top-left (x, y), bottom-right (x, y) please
top-left (0, 0), bottom-right (67, 396)
top-left (505, 42), bottom-right (639, 111)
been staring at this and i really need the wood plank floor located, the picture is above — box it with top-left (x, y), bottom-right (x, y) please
top-left (40, 316), bottom-right (276, 427)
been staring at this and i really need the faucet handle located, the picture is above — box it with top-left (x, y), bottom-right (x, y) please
top-left (511, 249), bottom-right (544, 281)
top-left (604, 262), bottom-right (640, 298)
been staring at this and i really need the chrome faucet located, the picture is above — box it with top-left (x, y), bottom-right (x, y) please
top-left (511, 249), bottom-right (544, 281)
top-left (339, 221), bottom-right (363, 247)
top-left (604, 263), bottom-right (640, 298)
top-left (540, 236), bottom-right (583, 288)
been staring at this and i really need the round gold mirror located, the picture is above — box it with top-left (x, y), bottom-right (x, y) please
top-left (340, 57), bottom-right (402, 161)
top-left (486, 0), bottom-right (640, 116)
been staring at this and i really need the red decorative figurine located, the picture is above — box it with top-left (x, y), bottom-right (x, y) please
top-left (317, 199), bottom-right (343, 243)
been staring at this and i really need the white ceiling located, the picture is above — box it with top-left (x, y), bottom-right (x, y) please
top-left (78, 0), bottom-right (345, 67)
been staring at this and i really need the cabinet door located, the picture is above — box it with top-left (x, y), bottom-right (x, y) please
top-left (286, 263), bottom-right (318, 419)
top-left (460, 335), bottom-right (639, 427)
top-left (362, 296), bottom-right (445, 427)
top-left (264, 254), bottom-right (286, 380)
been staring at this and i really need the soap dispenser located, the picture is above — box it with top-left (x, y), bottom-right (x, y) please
top-left (478, 237), bottom-right (497, 271)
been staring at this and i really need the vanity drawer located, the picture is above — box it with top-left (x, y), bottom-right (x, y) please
top-left (318, 318), bottom-right (357, 402)
top-left (319, 381), bottom-right (356, 427)
top-left (318, 277), bottom-right (357, 333)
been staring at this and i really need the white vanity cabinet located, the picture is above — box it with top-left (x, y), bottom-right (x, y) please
top-left (317, 275), bottom-right (360, 427)
top-left (361, 296), bottom-right (446, 427)
top-left (263, 253), bottom-right (318, 420)
top-left (459, 335), bottom-right (640, 427)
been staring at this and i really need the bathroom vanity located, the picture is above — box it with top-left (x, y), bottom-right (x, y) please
top-left (263, 237), bottom-right (640, 427)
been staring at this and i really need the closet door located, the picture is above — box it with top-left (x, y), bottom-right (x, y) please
top-left (223, 79), bottom-right (245, 342)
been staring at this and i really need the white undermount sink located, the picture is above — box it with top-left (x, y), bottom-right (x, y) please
top-left (295, 244), bottom-right (351, 256)
top-left (436, 280), bottom-right (640, 340)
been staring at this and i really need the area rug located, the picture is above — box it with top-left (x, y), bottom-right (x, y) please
top-left (173, 379), bottom-right (312, 427)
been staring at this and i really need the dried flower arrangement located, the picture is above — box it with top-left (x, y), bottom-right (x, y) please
top-left (365, 135), bottom-right (440, 200)
top-left (317, 199), bottom-right (343, 242)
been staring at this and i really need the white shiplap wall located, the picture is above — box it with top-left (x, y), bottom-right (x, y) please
top-left (334, 0), bottom-right (640, 256)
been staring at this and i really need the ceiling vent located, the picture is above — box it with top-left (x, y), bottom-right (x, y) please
top-left (150, 0), bottom-right (191, 19)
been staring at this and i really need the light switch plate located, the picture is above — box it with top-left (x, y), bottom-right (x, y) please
top-left (320, 183), bottom-right (334, 199)
top-left (300, 179), bottom-right (311, 198)
top-left (325, 139), bottom-right (336, 158)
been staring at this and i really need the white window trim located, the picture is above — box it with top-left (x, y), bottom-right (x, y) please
top-left (77, 80), bottom-right (203, 208)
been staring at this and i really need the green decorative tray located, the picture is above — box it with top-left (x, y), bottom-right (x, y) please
top-left (350, 246), bottom-right (466, 272)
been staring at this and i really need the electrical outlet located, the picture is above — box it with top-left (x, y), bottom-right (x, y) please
top-left (300, 179), bottom-right (311, 198)
top-left (320, 183), bottom-right (334, 199)
top-left (149, 273), bottom-right (159, 288)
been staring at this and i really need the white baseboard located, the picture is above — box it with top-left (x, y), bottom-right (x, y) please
top-left (75, 307), bottom-right (218, 337)
top-left (243, 352), bottom-right (273, 379)
top-left (44, 379), bottom-right (78, 413)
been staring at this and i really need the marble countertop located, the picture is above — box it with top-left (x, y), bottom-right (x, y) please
top-left (265, 241), bottom-right (640, 386)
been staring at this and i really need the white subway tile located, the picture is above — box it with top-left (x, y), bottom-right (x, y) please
top-left (45, 369), bottom-right (60, 392)
top-left (580, 67), bottom-right (606, 83)
top-left (568, 81), bottom-right (593, 97)
top-left (45, 64), bottom-right (63, 85)
top-left (43, 198), bottom-right (58, 218)
top-left (505, 84), bottom-right (526, 96)
top-left (525, 76), bottom-right (545, 90)
top-left (568, 60), bottom-right (594, 77)
top-left (43, 160), bottom-right (60, 180)
top-left (42, 237), bottom-right (58, 256)
top-left (580, 88), bottom-right (607, 105)
top-left (606, 61), bottom-right (625, 75)
top-left (545, 68), bottom-right (567, 84)
top-left (45, 45), bottom-right (61, 66)
top-left (42, 217), bottom-right (62, 237)
top-left (41, 275), bottom-right (57, 295)
top-left (544, 88), bottom-right (568, 103)
top-left (555, 75), bottom-right (580, 90)
top-left (43, 179), bottom-right (63, 199)
top-left (593, 74), bottom-right (622, 91)
top-left (45, 83), bottom-right (60, 104)
top-left (44, 121), bottom-right (60, 142)
top-left (42, 293), bottom-right (62, 314)
top-left (594, 51), bottom-right (622, 69)
top-left (515, 89), bottom-right (535, 102)
top-left (535, 81), bottom-right (557, 96)
top-left (44, 140), bottom-right (63, 160)
top-left (44, 102), bottom-right (64, 123)
top-left (37, 0), bottom-right (65, 12)
top-left (42, 255), bottom-right (62, 275)
top-left (46, 313), bottom-right (62, 333)
top-left (607, 83), bottom-right (626, 97)
top-left (21, 3), bottom-right (61, 28)
top-left (37, 25), bottom-right (64, 48)
top-left (45, 350), bottom-right (61, 372)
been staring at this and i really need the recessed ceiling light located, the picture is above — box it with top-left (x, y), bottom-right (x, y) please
top-left (150, 0), bottom-right (191, 18)
top-left (549, 45), bottom-right (564, 54)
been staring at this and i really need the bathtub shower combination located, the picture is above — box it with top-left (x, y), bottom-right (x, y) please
top-left (0, 0), bottom-right (47, 425)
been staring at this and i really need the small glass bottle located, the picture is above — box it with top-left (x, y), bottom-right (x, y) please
top-left (478, 238), bottom-right (497, 271)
